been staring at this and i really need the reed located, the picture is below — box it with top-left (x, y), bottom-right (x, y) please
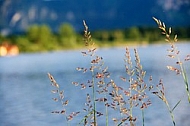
top-left (47, 18), bottom-right (189, 126)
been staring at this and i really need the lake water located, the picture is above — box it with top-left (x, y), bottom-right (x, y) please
top-left (0, 43), bottom-right (190, 126)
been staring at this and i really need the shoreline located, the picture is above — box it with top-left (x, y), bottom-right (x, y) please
top-left (6, 41), bottom-right (189, 56)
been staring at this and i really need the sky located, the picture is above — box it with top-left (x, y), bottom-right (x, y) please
top-left (0, 0), bottom-right (189, 35)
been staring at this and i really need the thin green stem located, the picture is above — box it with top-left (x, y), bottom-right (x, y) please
top-left (180, 64), bottom-right (190, 103)
top-left (78, 111), bottom-right (93, 125)
top-left (142, 109), bottom-right (145, 126)
top-left (117, 122), bottom-right (122, 126)
top-left (67, 121), bottom-right (70, 126)
top-left (174, 45), bottom-right (190, 103)
top-left (164, 97), bottom-right (176, 126)
top-left (91, 69), bottom-right (97, 125)
top-left (155, 84), bottom-right (176, 126)
top-left (105, 93), bottom-right (108, 126)
top-left (129, 77), bottom-right (133, 126)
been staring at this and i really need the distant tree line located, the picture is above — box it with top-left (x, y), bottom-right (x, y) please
top-left (0, 23), bottom-right (189, 52)
top-left (92, 26), bottom-right (190, 44)
top-left (0, 23), bottom-right (84, 52)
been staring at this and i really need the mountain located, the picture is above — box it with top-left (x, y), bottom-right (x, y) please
top-left (0, 0), bottom-right (190, 35)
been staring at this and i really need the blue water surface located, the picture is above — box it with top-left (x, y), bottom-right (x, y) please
top-left (0, 43), bottom-right (190, 126)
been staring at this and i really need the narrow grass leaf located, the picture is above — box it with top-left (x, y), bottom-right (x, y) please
top-left (172, 99), bottom-right (181, 112)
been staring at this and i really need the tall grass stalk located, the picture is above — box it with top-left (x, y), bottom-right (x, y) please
top-left (48, 73), bottom-right (78, 126)
top-left (113, 47), bottom-right (152, 126)
top-left (78, 20), bottom-right (111, 125)
top-left (153, 17), bottom-right (190, 103)
top-left (83, 20), bottom-right (97, 125)
top-left (152, 79), bottom-right (176, 126)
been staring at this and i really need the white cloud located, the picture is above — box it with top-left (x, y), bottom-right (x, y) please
top-left (66, 11), bottom-right (75, 21)
top-left (50, 11), bottom-right (58, 20)
top-left (40, 7), bottom-right (48, 20)
top-left (1, 0), bottom-right (11, 17)
top-left (28, 6), bottom-right (37, 20)
top-left (20, 17), bottom-right (29, 30)
top-left (157, 0), bottom-right (190, 11)
top-left (10, 12), bottom-right (22, 26)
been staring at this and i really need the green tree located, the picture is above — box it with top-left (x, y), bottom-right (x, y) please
top-left (58, 23), bottom-right (77, 48)
top-left (38, 24), bottom-right (53, 48)
top-left (15, 36), bottom-right (31, 52)
top-left (27, 24), bottom-right (39, 43)
top-left (0, 34), bottom-right (4, 43)
top-left (112, 30), bottom-right (124, 41)
top-left (125, 27), bottom-right (141, 41)
top-left (27, 24), bottom-right (55, 51)
top-left (144, 31), bottom-right (160, 43)
top-left (92, 30), bottom-right (110, 41)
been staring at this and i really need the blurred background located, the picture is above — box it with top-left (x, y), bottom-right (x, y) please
top-left (0, 0), bottom-right (190, 126)
top-left (0, 0), bottom-right (190, 53)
